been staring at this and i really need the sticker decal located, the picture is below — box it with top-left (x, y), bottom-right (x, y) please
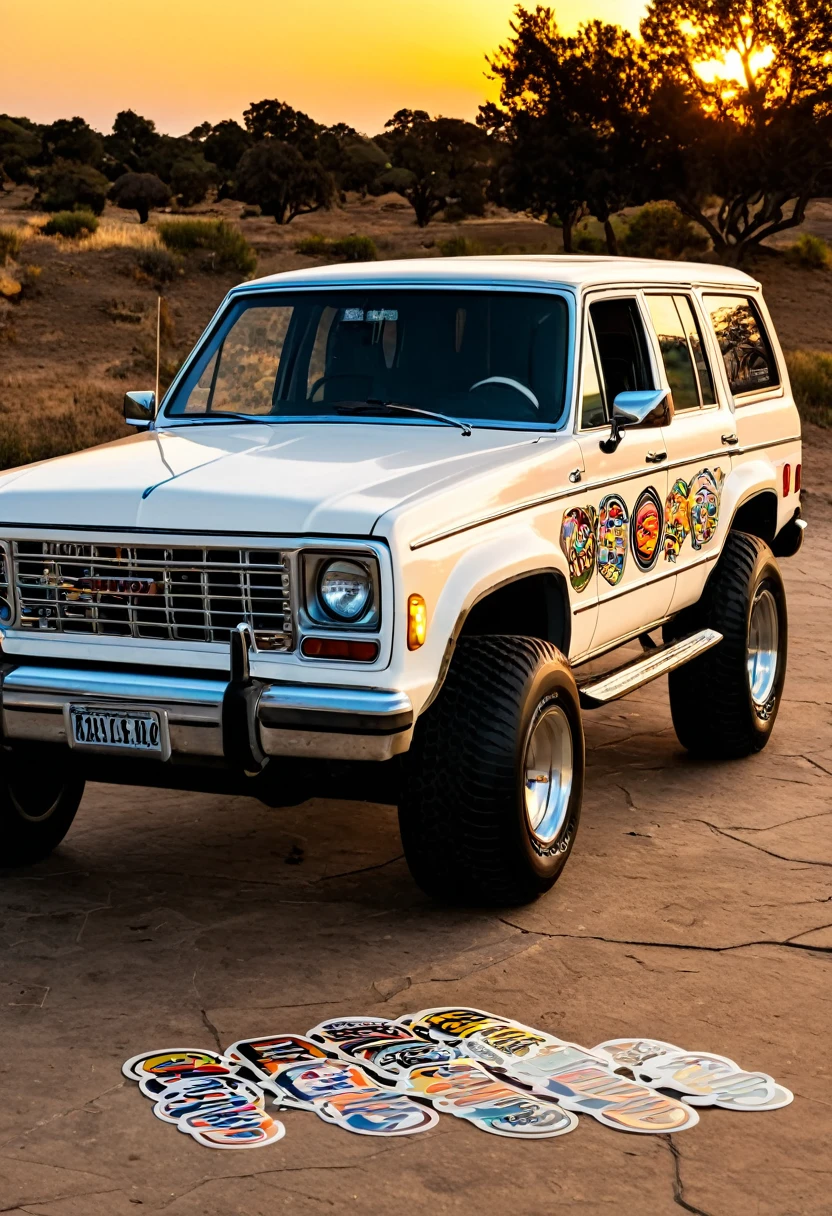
top-left (123, 1049), bottom-right (284, 1150)
top-left (398, 1057), bottom-right (578, 1138)
top-left (591, 1039), bottom-right (793, 1112)
top-left (560, 506), bottom-right (598, 592)
top-left (228, 1034), bottom-right (438, 1136)
top-left (664, 478), bottom-right (691, 563)
top-left (631, 488), bottom-right (663, 571)
top-left (688, 468), bottom-right (725, 550)
top-left (403, 1008), bottom-right (699, 1134)
top-left (597, 494), bottom-right (629, 585)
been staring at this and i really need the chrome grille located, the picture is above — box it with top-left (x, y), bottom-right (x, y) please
top-left (13, 541), bottom-right (293, 650)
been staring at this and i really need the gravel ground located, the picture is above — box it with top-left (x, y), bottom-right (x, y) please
top-left (0, 434), bottom-right (829, 1216)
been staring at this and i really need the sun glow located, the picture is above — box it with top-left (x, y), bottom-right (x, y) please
top-left (695, 46), bottom-right (776, 85)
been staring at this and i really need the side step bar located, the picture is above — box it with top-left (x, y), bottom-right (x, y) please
top-left (577, 628), bottom-right (723, 709)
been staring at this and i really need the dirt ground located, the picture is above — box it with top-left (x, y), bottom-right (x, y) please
top-left (0, 433), bottom-right (828, 1214)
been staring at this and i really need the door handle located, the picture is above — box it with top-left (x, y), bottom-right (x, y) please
top-left (645, 451), bottom-right (667, 464)
top-left (721, 433), bottom-right (739, 446)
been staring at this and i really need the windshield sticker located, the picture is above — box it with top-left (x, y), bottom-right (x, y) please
top-left (402, 1008), bottom-right (699, 1134)
top-left (561, 505), bottom-right (597, 592)
top-left (341, 308), bottom-right (365, 322)
top-left (597, 494), bottom-right (629, 585)
top-left (592, 1039), bottom-right (793, 1112)
top-left (123, 1049), bottom-right (284, 1150)
top-left (366, 309), bottom-right (398, 322)
top-left (631, 487), bottom-right (664, 571)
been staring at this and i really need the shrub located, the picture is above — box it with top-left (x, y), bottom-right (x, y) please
top-left (157, 219), bottom-right (257, 274)
top-left (296, 234), bottom-right (376, 261)
top-left (622, 203), bottom-right (709, 260)
top-left (786, 233), bottom-right (832, 271)
top-left (784, 349), bottom-right (832, 427)
top-left (135, 247), bottom-right (181, 283)
top-left (0, 271), bottom-right (22, 299)
top-left (436, 236), bottom-right (481, 257)
top-left (38, 161), bottom-right (110, 215)
top-left (573, 229), bottom-right (605, 254)
top-left (0, 227), bottom-right (22, 264)
top-left (110, 173), bottom-right (171, 223)
top-left (42, 209), bottom-right (99, 239)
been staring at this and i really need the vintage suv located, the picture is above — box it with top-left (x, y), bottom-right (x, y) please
top-left (0, 257), bottom-right (804, 903)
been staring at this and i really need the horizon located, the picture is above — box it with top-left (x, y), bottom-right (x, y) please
top-left (3, 0), bottom-right (647, 136)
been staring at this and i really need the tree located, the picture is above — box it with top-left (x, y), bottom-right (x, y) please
top-left (201, 119), bottom-right (252, 198)
top-left (379, 110), bottom-right (492, 226)
top-left (40, 117), bottom-right (104, 167)
top-left (236, 141), bottom-right (335, 224)
top-left (110, 172), bottom-right (171, 222)
top-left (640, 0), bottom-right (832, 262)
top-left (37, 161), bottom-right (110, 214)
top-left (243, 99), bottom-right (320, 157)
top-left (104, 110), bottom-right (160, 176)
top-left (483, 9), bottom-right (649, 253)
top-left (317, 125), bottom-right (389, 196)
top-left (0, 116), bottom-right (41, 187)
top-left (146, 136), bottom-right (216, 206)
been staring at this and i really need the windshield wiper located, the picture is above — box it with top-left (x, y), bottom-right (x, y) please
top-left (163, 411), bottom-right (270, 424)
top-left (336, 400), bottom-right (473, 437)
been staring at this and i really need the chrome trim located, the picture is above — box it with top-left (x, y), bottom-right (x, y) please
top-left (3, 665), bottom-right (226, 706)
top-left (258, 685), bottom-right (411, 717)
top-left (572, 550), bottom-right (718, 615)
top-left (409, 436), bottom-right (802, 551)
top-left (578, 628), bottom-right (722, 707)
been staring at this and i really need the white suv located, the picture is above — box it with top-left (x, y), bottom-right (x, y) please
top-left (0, 256), bottom-right (804, 903)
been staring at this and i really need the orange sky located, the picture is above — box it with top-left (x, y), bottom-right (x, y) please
top-left (3, 0), bottom-right (647, 136)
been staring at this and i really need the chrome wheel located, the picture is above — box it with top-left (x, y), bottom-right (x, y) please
top-left (747, 587), bottom-right (778, 708)
top-left (523, 701), bottom-right (573, 845)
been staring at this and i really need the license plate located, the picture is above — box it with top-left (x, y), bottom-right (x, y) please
top-left (67, 704), bottom-right (169, 759)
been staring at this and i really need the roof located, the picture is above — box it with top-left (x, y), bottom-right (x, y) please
top-left (239, 254), bottom-right (759, 294)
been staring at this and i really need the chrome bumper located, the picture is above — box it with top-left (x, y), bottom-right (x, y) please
top-left (0, 665), bottom-right (414, 763)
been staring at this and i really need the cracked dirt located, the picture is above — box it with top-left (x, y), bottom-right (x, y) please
top-left (0, 430), bottom-right (829, 1215)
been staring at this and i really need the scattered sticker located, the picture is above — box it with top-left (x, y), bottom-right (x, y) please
top-left (592, 1039), bottom-right (793, 1112)
top-left (631, 487), bottom-right (664, 572)
top-left (560, 505), bottom-right (598, 592)
top-left (597, 494), bottom-right (629, 586)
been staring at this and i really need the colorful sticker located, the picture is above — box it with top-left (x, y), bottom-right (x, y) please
top-left (688, 468), bottom-right (725, 550)
top-left (560, 506), bottom-right (597, 592)
top-left (397, 1057), bottom-right (577, 1138)
top-left (597, 494), bottom-right (629, 586)
top-left (403, 1008), bottom-right (699, 1134)
top-left (122, 1048), bottom-right (239, 1084)
top-left (592, 1039), bottom-right (793, 1112)
top-left (664, 478), bottom-right (691, 563)
top-left (228, 1034), bottom-right (438, 1136)
top-left (631, 488), bottom-right (663, 571)
top-left (123, 1049), bottom-right (284, 1150)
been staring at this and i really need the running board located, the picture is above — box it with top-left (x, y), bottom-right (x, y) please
top-left (577, 628), bottom-right (723, 709)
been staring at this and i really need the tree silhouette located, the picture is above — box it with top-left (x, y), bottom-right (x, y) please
top-left (380, 110), bottom-right (492, 227)
top-left (236, 141), bottom-right (335, 224)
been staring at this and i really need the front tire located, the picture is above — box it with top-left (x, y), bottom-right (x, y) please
top-left (399, 636), bottom-right (584, 906)
top-left (665, 531), bottom-right (787, 759)
top-left (0, 747), bottom-right (85, 867)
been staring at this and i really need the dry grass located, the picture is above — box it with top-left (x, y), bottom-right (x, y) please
top-left (0, 382), bottom-right (130, 470)
top-left (785, 349), bottom-right (832, 427)
top-left (77, 222), bottom-right (163, 252)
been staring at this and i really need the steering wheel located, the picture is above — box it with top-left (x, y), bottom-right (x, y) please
top-left (469, 377), bottom-right (540, 410)
top-left (306, 374), bottom-right (371, 403)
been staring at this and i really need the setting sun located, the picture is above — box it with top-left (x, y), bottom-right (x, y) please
top-left (695, 45), bottom-right (776, 85)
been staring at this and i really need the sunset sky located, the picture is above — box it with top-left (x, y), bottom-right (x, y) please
top-left (3, 0), bottom-right (647, 136)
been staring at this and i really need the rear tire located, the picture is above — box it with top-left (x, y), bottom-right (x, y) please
top-left (0, 748), bottom-right (85, 867)
top-left (399, 636), bottom-right (584, 906)
top-left (665, 531), bottom-right (787, 759)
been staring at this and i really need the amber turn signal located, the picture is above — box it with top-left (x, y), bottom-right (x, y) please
top-left (301, 637), bottom-right (379, 662)
top-left (407, 594), bottom-right (427, 650)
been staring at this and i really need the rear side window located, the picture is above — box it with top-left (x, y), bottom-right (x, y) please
top-left (588, 298), bottom-right (653, 412)
top-left (646, 294), bottom-right (716, 410)
top-left (705, 294), bottom-right (780, 396)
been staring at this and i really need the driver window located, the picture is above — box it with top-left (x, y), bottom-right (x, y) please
top-left (588, 298), bottom-right (653, 408)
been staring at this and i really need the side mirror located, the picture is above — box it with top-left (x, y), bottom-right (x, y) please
top-left (123, 390), bottom-right (156, 429)
top-left (600, 389), bottom-right (672, 454)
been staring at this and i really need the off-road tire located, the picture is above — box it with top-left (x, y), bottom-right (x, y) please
top-left (0, 747), bottom-right (85, 867)
top-left (665, 531), bottom-right (787, 759)
top-left (399, 636), bottom-right (584, 906)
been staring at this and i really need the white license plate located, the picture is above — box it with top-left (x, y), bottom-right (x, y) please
top-left (67, 704), bottom-right (169, 758)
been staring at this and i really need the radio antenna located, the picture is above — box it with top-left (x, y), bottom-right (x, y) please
top-left (154, 295), bottom-right (162, 415)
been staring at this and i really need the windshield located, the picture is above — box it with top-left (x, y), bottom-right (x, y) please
top-left (164, 289), bottom-right (570, 428)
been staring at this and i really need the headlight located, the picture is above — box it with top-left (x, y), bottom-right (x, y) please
top-left (318, 560), bottom-right (372, 621)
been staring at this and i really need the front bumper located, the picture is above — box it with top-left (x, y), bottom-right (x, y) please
top-left (0, 664), bottom-right (414, 764)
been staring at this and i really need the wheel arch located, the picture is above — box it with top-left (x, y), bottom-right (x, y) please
top-left (729, 489), bottom-right (779, 544)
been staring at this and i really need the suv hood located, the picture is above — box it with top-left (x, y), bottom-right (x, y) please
top-left (0, 422), bottom-right (553, 537)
